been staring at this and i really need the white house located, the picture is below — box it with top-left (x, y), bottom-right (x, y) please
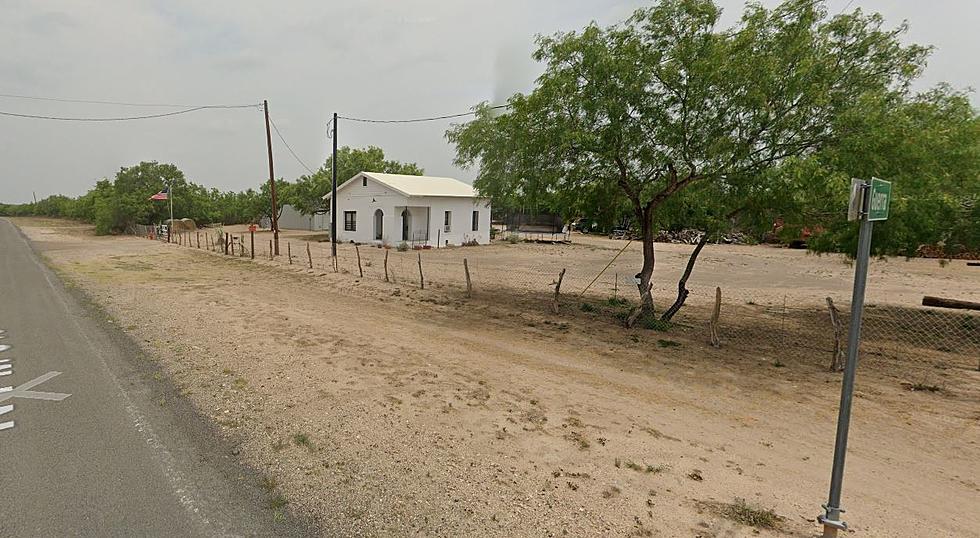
top-left (324, 172), bottom-right (491, 246)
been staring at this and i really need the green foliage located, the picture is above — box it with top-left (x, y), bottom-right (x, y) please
top-left (291, 146), bottom-right (423, 215)
top-left (0, 161), bottom-right (276, 234)
top-left (448, 0), bottom-right (928, 305)
top-left (778, 86), bottom-right (979, 256)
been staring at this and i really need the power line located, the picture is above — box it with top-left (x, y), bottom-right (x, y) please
top-left (338, 104), bottom-right (509, 124)
top-left (0, 92), bottom-right (253, 109)
top-left (0, 104), bottom-right (261, 122)
top-left (269, 117), bottom-right (316, 175)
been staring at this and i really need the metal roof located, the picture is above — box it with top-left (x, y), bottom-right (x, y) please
top-left (324, 172), bottom-right (478, 199)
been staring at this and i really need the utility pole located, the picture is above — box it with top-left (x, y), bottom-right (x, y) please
top-left (264, 99), bottom-right (280, 255)
top-left (331, 112), bottom-right (338, 258)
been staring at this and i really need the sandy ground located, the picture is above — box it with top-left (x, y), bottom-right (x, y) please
top-left (13, 218), bottom-right (980, 537)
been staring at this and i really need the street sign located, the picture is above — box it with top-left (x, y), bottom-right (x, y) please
top-left (867, 177), bottom-right (891, 221)
top-left (847, 179), bottom-right (864, 221)
top-left (819, 176), bottom-right (892, 537)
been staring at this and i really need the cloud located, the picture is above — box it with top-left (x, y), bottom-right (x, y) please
top-left (0, 0), bottom-right (976, 203)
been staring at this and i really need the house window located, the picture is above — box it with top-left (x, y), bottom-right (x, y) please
top-left (444, 210), bottom-right (452, 233)
top-left (344, 211), bottom-right (357, 231)
top-left (472, 210), bottom-right (479, 231)
top-left (362, 176), bottom-right (367, 187)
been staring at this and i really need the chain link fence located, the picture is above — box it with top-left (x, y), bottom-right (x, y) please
top-left (137, 228), bottom-right (980, 372)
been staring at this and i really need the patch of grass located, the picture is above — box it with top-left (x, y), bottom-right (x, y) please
top-left (624, 461), bottom-right (667, 474)
top-left (606, 297), bottom-right (631, 308)
top-left (601, 485), bottom-right (622, 499)
top-left (656, 339), bottom-right (680, 348)
top-left (268, 493), bottom-right (289, 511)
top-left (292, 432), bottom-right (314, 450)
top-left (221, 368), bottom-right (233, 375)
top-left (716, 498), bottom-right (781, 529)
top-left (564, 431), bottom-right (591, 450)
top-left (260, 476), bottom-right (278, 491)
top-left (233, 377), bottom-right (248, 389)
top-left (640, 317), bottom-right (673, 331)
top-left (905, 381), bottom-right (943, 393)
top-left (580, 302), bottom-right (597, 313)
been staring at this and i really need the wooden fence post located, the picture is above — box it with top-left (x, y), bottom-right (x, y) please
top-left (417, 252), bottom-right (424, 289)
top-left (197, 232), bottom-right (200, 249)
top-left (269, 239), bottom-right (273, 260)
top-left (709, 287), bottom-right (722, 347)
top-left (552, 268), bottom-right (566, 314)
top-left (250, 230), bottom-right (255, 259)
top-left (826, 297), bottom-right (845, 371)
top-left (355, 245), bottom-right (363, 277)
top-left (306, 242), bottom-right (313, 269)
top-left (463, 258), bottom-right (472, 297)
top-left (288, 242), bottom-right (292, 264)
top-left (383, 250), bottom-right (390, 282)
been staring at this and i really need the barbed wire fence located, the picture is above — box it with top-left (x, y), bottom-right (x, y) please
top-left (129, 227), bottom-right (980, 373)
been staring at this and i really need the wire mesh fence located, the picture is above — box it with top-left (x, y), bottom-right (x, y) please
top-left (132, 227), bottom-right (980, 372)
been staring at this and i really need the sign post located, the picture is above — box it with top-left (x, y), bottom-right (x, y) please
top-left (818, 178), bottom-right (890, 537)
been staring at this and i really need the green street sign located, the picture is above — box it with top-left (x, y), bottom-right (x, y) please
top-left (867, 177), bottom-right (891, 221)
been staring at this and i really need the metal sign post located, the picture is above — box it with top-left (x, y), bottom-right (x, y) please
top-left (818, 178), bottom-right (891, 537)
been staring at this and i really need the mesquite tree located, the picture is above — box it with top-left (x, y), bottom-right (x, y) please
top-left (448, 0), bottom-right (926, 320)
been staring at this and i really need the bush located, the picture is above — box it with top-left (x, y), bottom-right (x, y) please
top-left (396, 241), bottom-right (409, 252)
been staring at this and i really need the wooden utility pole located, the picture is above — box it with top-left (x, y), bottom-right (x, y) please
top-left (331, 112), bottom-right (338, 258)
top-left (264, 100), bottom-right (280, 256)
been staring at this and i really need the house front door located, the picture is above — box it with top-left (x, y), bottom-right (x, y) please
top-left (374, 209), bottom-right (383, 241)
top-left (401, 209), bottom-right (410, 241)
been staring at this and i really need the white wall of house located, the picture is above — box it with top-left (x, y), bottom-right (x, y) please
top-left (330, 175), bottom-right (491, 246)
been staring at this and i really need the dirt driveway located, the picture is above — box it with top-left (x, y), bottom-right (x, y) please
top-left (15, 218), bottom-right (980, 537)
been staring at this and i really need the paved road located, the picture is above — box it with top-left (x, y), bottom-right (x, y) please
top-left (0, 219), bottom-right (312, 537)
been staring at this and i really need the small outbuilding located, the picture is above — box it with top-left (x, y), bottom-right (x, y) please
top-left (324, 172), bottom-right (491, 246)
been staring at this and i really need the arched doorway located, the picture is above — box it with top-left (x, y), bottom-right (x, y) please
top-left (374, 209), bottom-right (384, 241)
top-left (401, 209), bottom-right (411, 241)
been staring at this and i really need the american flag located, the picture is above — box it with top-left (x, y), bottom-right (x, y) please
top-left (149, 186), bottom-right (169, 201)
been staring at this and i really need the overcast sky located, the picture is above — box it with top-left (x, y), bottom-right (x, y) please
top-left (0, 0), bottom-right (976, 204)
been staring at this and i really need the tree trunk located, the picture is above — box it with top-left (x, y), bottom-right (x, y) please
top-left (636, 207), bottom-right (655, 311)
top-left (660, 231), bottom-right (709, 322)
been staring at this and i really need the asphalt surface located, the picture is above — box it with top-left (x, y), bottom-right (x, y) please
top-left (0, 218), bottom-right (314, 537)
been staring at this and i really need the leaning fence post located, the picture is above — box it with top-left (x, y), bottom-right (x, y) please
top-left (463, 258), bottom-right (472, 297)
top-left (552, 268), bottom-right (566, 314)
top-left (306, 242), bottom-right (313, 269)
top-left (826, 297), bottom-right (845, 371)
top-left (288, 242), bottom-right (292, 264)
top-left (355, 244), bottom-right (363, 277)
top-left (383, 250), bottom-right (390, 282)
top-left (417, 252), bottom-right (424, 289)
top-left (709, 286), bottom-right (722, 347)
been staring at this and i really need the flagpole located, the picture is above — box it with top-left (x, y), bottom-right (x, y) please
top-left (168, 181), bottom-right (174, 243)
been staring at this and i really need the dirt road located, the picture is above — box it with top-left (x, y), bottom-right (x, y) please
top-left (15, 218), bottom-right (980, 537)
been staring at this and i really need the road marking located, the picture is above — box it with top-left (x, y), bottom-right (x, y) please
top-left (0, 403), bottom-right (12, 431)
top-left (0, 372), bottom-right (71, 404)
